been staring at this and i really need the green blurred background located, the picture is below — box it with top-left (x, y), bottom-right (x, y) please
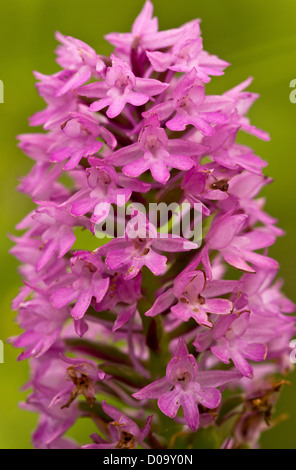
top-left (0, 0), bottom-right (296, 449)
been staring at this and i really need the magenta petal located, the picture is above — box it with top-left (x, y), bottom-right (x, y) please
top-left (77, 81), bottom-right (107, 98)
top-left (180, 393), bottom-right (199, 431)
top-left (167, 139), bottom-right (206, 156)
top-left (158, 387), bottom-right (182, 418)
top-left (127, 91), bottom-right (150, 107)
top-left (132, 0), bottom-right (155, 34)
top-left (171, 302), bottom-right (192, 322)
top-left (194, 386), bottom-right (221, 410)
top-left (150, 160), bottom-right (170, 184)
top-left (123, 159), bottom-right (150, 178)
top-left (154, 235), bottom-right (197, 252)
top-left (36, 240), bottom-right (58, 272)
top-left (204, 298), bottom-right (233, 315)
top-left (113, 304), bottom-right (135, 331)
top-left (108, 143), bottom-right (142, 166)
top-left (71, 289), bottom-right (93, 319)
top-left (56, 65), bottom-right (91, 96)
top-left (135, 77), bottom-right (169, 96)
top-left (133, 377), bottom-right (171, 400)
top-left (92, 274), bottom-right (109, 304)
top-left (203, 280), bottom-right (241, 298)
top-left (147, 50), bottom-right (171, 72)
top-left (197, 370), bottom-right (242, 388)
top-left (208, 214), bottom-right (247, 250)
top-left (50, 287), bottom-right (77, 309)
top-left (102, 401), bottom-right (139, 436)
top-left (90, 97), bottom-right (111, 113)
top-left (174, 271), bottom-right (204, 298)
top-left (243, 250), bottom-right (279, 271)
top-left (145, 288), bottom-right (175, 317)
top-left (163, 154), bottom-right (193, 171)
top-left (58, 229), bottom-right (76, 258)
top-left (231, 313), bottom-right (249, 336)
top-left (74, 318), bottom-right (89, 337)
top-left (138, 415), bottom-right (153, 442)
top-left (223, 247), bottom-right (256, 273)
top-left (230, 351), bottom-right (254, 379)
top-left (105, 249), bottom-right (131, 270)
top-left (174, 337), bottom-right (190, 357)
top-left (106, 98), bottom-right (127, 119)
top-left (143, 101), bottom-right (174, 121)
top-left (144, 249), bottom-right (167, 276)
top-left (211, 338), bottom-right (231, 364)
top-left (183, 279), bottom-right (209, 305)
top-left (240, 343), bottom-right (267, 362)
top-left (71, 198), bottom-right (96, 216)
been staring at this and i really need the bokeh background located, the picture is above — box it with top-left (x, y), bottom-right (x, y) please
top-left (0, 0), bottom-right (296, 449)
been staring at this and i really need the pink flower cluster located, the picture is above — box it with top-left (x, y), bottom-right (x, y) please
top-left (11, 1), bottom-right (295, 449)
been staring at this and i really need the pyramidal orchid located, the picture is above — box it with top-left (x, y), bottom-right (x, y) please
top-left (11, 0), bottom-right (295, 449)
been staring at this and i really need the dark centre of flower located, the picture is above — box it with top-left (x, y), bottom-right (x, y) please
top-left (177, 370), bottom-right (191, 382)
top-left (84, 262), bottom-right (97, 273)
top-left (115, 430), bottom-right (135, 449)
top-left (98, 172), bottom-right (112, 186)
top-left (146, 134), bottom-right (162, 152)
top-left (173, 364), bottom-right (193, 385)
top-left (61, 367), bottom-right (95, 409)
top-left (133, 237), bottom-right (149, 250)
top-left (211, 179), bottom-right (229, 192)
top-left (179, 45), bottom-right (191, 61)
top-left (116, 74), bottom-right (131, 90)
top-left (198, 295), bottom-right (206, 305)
